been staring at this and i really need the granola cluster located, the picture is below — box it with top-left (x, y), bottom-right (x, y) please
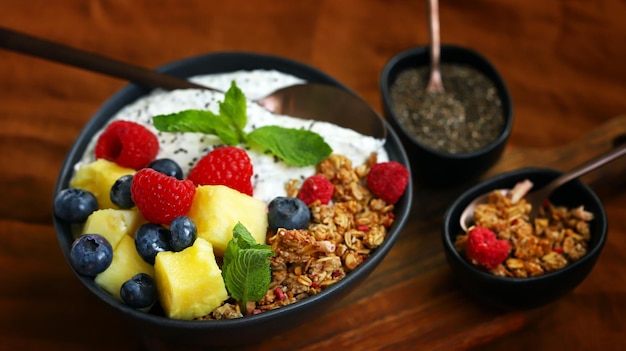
top-left (201, 153), bottom-right (396, 319)
top-left (455, 188), bottom-right (594, 277)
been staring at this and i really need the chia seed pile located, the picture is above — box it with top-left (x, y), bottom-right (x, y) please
top-left (390, 64), bottom-right (505, 154)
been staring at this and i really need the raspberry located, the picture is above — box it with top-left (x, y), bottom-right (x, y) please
top-left (465, 226), bottom-right (510, 270)
top-left (297, 174), bottom-right (334, 205)
top-left (187, 146), bottom-right (254, 196)
top-left (131, 168), bottom-right (196, 225)
top-left (366, 161), bottom-right (409, 204)
top-left (95, 120), bottom-right (159, 169)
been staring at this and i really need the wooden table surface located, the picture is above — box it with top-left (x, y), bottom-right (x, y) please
top-left (1, 1), bottom-right (625, 350)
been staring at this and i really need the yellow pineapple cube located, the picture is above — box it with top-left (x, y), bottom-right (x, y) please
top-left (154, 238), bottom-right (228, 320)
top-left (81, 208), bottom-right (145, 245)
top-left (95, 234), bottom-right (155, 301)
top-left (187, 185), bottom-right (268, 257)
top-left (70, 159), bottom-right (135, 209)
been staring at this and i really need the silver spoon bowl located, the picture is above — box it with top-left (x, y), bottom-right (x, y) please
top-left (460, 143), bottom-right (626, 232)
top-left (0, 26), bottom-right (386, 140)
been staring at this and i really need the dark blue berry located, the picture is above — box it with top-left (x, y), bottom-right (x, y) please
top-left (70, 234), bottom-right (113, 276)
top-left (54, 188), bottom-right (98, 223)
top-left (267, 196), bottom-right (311, 232)
top-left (110, 174), bottom-right (135, 209)
top-left (148, 158), bottom-right (183, 180)
top-left (134, 223), bottom-right (172, 265)
top-left (120, 273), bottom-right (157, 309)
top-left (169, 216), bottom-right (197, 252)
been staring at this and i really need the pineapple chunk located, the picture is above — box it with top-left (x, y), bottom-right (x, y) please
top-left (81, 208), bottom-right (145, 245)
top-left (95, 234), bottom-right (155, 301)
top-left (70, 159), bottom-right (135, 209)
top-left (155, 238), bottom-right (228, 320)
top-left (187, 185), bottom-right (268, 256)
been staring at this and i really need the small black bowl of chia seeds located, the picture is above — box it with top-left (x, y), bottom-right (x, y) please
top-left (380, 45), bottom-right (513, 186)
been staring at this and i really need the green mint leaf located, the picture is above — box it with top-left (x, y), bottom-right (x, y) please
top-left (152, 109), bottom-right (219, 134)
top-left (247, 125), bottom-right (333, 166)
top-left (220, 81), bottom-right (247, 132)
top-left (223, 222), bottom-right (261, 267)
top-left (212, 114), bottom-right (243, 146)
top-left (152, 109), bottom-right (242, 145)
top-left (224, 249), bottom-right (274, 311)
top-left (222, 222), bottom-right (274, 313)
top-left (152, 81), bottom-right (332, 167)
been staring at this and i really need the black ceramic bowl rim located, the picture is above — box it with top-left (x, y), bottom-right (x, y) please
top-left (442, 167), bottom-right (608, 285)
top-left (380, 45), bottom-right (514, 160)
top-left (52, 52), bottom-right (413, 333)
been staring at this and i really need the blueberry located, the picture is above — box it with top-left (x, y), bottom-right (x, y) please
top-left (169, 216), bottom-right (197, 252)
top-left (110, 174), bottom-right (135, 209)
top-left (54, 188), bottom-right (98, 223)
top-left (69, 234), bottom-right (113, 276)
top-left (120, 273), bottom-right (157, 309)
top-left (148, 158), bottom-right (183, 180)
top-left (267, 196), bottom-right (311, 232)
top-left (134, 223), bottom-right (172, 264)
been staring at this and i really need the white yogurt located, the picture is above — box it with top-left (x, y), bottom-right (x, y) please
top-left (77, 70), bottom-right (388, 204)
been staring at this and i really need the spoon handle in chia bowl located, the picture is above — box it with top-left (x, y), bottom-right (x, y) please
top-left (426, 0), bottom-right (444, 93)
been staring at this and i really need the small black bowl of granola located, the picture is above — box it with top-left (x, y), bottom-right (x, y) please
top-left (380, 45), bottom-right (513, 186)
top-left (442, 168), bottom-right (607, 310)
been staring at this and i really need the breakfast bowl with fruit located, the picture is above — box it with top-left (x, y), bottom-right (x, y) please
top-left (52, 52), bottom-right (413, 348)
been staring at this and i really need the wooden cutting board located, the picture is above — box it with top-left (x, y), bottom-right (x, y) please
top-left (231, 115), bottom-right (626, 351)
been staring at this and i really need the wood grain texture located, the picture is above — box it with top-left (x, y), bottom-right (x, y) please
top-left (1, 1), bottom-right (625, 350)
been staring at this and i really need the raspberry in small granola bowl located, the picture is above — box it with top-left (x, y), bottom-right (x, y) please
top-left (442, 167), bottom-right (607, 310)
top-left (52, 52), bottom-right (413, 348)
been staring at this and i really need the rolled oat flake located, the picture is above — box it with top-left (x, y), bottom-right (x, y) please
top-left (390, 64), bottom-right (504, 154)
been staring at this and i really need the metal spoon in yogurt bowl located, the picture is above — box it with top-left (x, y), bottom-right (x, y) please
top-left (0, 26), bottom-right (386, 140)
top-left (459, 143), bottom-right (626, 232)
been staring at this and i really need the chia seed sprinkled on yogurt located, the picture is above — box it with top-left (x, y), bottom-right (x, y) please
top-left (77, 70), bottom-right (388, 204)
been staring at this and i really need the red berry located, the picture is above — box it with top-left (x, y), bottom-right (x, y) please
top-left (297, 174), bottom-right (334, 205)
top-left (131, 168), bottom-right (196, 225)
top-left (95, 120), bottom-right (159, 169)
top-left (187, 146), bottom-right (254, 196)
top-left (465, 226), bottom-right (510, 270)
top-left (366, 161), bottom-right (409, 204)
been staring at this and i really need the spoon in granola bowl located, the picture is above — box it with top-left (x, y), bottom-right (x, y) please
top-left (459, 143), bottom-right (626, 232)
top-left (0, 26), bottom-right (387, 140)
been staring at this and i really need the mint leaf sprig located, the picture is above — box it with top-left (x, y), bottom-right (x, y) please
top-left (222, 223), bottom-right (274, 314)
top-left (152, 81), bottom-right (332, 167)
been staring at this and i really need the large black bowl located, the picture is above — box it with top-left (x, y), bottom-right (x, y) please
top-left (53, 52), bottom-right (413, 349)
top-left (380, 45), bottom-right (514, 186)
top-left (442, 168), bottom-right (607, 310)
